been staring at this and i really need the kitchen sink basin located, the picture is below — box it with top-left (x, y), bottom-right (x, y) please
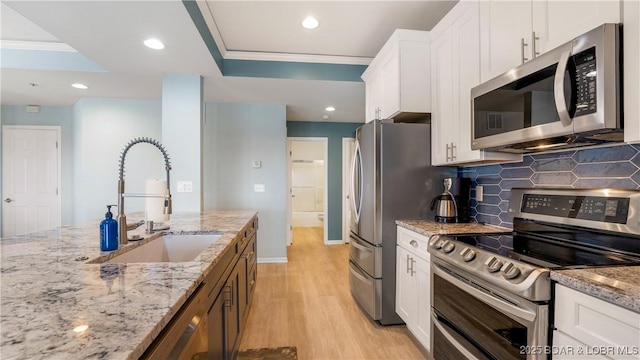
top-left (104, 234), bottom-right (222, 263)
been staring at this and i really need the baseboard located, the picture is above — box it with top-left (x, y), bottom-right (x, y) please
top-left (257, 257), bottom-right (288, 263)
top-left (325, 239), bottom-right (345, 245)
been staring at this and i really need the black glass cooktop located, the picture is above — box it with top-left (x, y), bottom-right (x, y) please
top-left (450, 219), bottom-right (640, 269)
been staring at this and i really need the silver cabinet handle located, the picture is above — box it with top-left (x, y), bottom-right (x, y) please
top-left (4, 198), bottom-right (13, 203)
top-left (451, 142), bottom-right (457, 161)
top-left (521, 38), bottom-right (529, 63)
top-left (532, 31), bottom-right (540, 58)
top-left (406, 254), bottom-right (411, 274)
top-left (410, 257), bottom-right (416, 276)
top-left (446, 143), bottom-right (451, 162)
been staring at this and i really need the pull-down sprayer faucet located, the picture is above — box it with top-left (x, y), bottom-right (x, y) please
top-left (117, 137), bottom-right (172, 245)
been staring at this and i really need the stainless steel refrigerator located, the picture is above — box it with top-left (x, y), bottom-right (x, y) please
top-left (348, 119), bottom-right (453, 325)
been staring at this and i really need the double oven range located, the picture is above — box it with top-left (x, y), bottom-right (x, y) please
top-left (428, 188), bottom-right (640, 360)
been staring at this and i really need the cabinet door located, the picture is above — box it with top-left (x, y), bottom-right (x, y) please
top-left (554, 284), bottom-right (640, 359)
top-left (365, 72), bottom-right (383, 122)
top-left (431, 29), bottom-right (455, 166)
top-left (380, 52), bottom-right (400, 119)
top-left (533, 0), bottom-right (621, 55)
top-left (208, 289), bottom-right (229, 360)
top-left (480, 0), bottom-right (532, 82)
top-left (395, 246), bottom-right (415, 323)
top-left (226, 269), bottom-right (241, 359)
top-left (452, 1), bottom-right (481, 164)
top-left (413, 256), bottom-right (431, 352)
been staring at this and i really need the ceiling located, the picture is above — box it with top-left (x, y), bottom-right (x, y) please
top-left (0, 1), bottom-right (457, 122)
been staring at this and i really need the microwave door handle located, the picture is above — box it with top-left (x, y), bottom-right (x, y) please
top-left (554, 46), bottom-right (573, 127)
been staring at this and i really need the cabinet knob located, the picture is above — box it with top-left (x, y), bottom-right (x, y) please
top-left (4, 198), bottom-right (13, 203)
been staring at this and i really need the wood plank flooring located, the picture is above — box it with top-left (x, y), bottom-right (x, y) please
top-left (239, 227), bottom-right (427, 359)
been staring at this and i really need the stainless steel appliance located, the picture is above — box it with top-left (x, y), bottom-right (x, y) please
top-left (429, 188), bottom-right (640, 359)
top-left (349, 119), bottom-right (452, 325)
top-left (430, 177), bottom-right (472, 223)
top-left (471, 24), bottom-right (622, 153)
top-left (431, 178), bottom-right (457, 223)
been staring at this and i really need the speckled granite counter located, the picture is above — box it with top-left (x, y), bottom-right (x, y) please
top-left (395, 219), bottom-right (512, 237)
top-left (551, 267), bottom-right (640, 313)
top-left (0, 210), bottom-right (257, 360)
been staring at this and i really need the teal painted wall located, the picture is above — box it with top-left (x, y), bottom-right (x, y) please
top-left (286, 121), bottom-right (362, 241)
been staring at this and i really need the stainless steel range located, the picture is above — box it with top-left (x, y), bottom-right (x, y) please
top-left (428, 188), bottom-right (640, 360)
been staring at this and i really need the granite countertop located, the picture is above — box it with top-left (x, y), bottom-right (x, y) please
top-left (551, 266), bottom-right (640, 313)
top-left (0, 210), bottom-right (257, 360)
top-left (395, 219), bottom-right (512, 237)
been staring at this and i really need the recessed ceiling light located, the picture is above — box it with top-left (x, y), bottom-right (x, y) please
top-left (325, 106), bottom-right (335, 112)
top-left (144, 38), bottom-right (165, 50)
top-left (71, 83), bottom-right (88, 89)
top-left (73, 324), bottom-right (89, 333)
top-left (301, 16), bottom-right (319, 30)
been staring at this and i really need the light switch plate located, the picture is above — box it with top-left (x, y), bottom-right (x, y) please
top-left (254, 184), bottom-right (265, 192)
top-left (476, 185), bottom-right (483, 202)
top-left (252, 160), bottom-right (262, 169)
top-left (177, 181), bottom-right (193, 193)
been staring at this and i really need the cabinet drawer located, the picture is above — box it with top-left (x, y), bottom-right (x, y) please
top-left (396, 227), bottom-right (430, 261)
top-left (554, 284), bottom-right (640, 356)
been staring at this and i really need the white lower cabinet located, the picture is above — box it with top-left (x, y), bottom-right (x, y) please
top-left (553, 284), bottom-right (640, 360)
top-left (396, 227), bottom-right (431, 351)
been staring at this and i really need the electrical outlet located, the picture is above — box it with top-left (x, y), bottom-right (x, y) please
top-left (177, 181), bottom-right (193, 193)
top-left (476, 185), bottom-right (484, 202)
top-left (254, 184), bottom-right (265, 192)
top-left (252, 160), bottom-right (262, 169)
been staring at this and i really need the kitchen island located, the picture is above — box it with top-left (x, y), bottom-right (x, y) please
top-left (0, 210), bottom-right (257, 360)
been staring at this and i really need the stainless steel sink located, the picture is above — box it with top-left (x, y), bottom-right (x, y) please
top-left (103, 234), bottom-right (222, 263)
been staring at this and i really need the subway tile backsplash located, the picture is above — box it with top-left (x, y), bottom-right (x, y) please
top-left (460, 144), bottom-right (640, 229)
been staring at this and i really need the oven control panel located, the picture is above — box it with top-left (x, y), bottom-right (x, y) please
top-left (521, 194), bottom-right (630, 224)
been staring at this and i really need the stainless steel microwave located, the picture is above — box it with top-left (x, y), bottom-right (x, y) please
top-left (471, 23), bottom-right (622, 153)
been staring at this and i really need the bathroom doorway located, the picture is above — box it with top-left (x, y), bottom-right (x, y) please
top-left (286, 137), bottom-right (328, 246)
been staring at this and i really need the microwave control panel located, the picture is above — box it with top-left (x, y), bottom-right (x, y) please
top-left (573, 47), bottom-right (597, 117)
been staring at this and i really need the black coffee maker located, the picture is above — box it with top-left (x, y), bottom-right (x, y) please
top-left (430, 177), bottom-right (472, 223)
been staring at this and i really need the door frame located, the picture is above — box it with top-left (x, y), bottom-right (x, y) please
top-left (286, 137), bottom-right (328, 245)
top-left (2, 125), bottom-right (62, 237)
top-left (342, 137), bottom-right (355, 244)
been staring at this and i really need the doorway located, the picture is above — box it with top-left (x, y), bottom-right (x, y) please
top-left (2, 126), bottom-right (61, 237)
top-left (286, 137), bottom-right (328, 246)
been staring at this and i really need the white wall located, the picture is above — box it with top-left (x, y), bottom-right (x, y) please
top-left (161, 74), bottom-right (203, 211)
top-left (72, 98), bottom-right (162, 223)
top-left (203, 102), bottom-right (287, 262)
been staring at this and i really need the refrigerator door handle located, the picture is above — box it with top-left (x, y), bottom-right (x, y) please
top-left (350, 139), bottom-right (363, 224)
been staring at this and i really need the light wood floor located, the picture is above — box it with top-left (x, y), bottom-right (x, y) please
top-left (239, 227), bottom-right (427, 359)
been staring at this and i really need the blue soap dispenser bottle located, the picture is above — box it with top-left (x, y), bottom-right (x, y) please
top-left (100, 205), bottom-right (118, 251)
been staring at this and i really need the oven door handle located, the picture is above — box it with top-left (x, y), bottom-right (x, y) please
top-left (432, 263), bottom-right (536, 323)
top-left (431, 313), bottom-right (481, 360)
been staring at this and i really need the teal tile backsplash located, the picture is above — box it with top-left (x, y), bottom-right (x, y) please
top-left (460, 144), bottom-right (640, 228)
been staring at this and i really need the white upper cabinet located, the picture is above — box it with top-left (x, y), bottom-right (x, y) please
top-left (431, 0), bottom-right (521, 166)
top-left (479, 1), bottom-right (533, 82)
top-left (480, 0), bottom-right (621, 82)
top-left (362, 29), bottom-right (430, 123)
top-left (624, 0), bottom-right (640, 143)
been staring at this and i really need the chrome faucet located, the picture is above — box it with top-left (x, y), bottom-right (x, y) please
top-left (117, 137), bottom-right (172, 245)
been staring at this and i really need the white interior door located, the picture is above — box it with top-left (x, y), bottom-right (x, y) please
top-left (2, 126), bottom-right (61, 237)
top-left (342, 138), bottom-right (355, 243)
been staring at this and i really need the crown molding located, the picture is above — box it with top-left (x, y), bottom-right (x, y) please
top-left (224, 51), bottom-right (372, 65)
top-left (1, 40), bottom-right (75, 52)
